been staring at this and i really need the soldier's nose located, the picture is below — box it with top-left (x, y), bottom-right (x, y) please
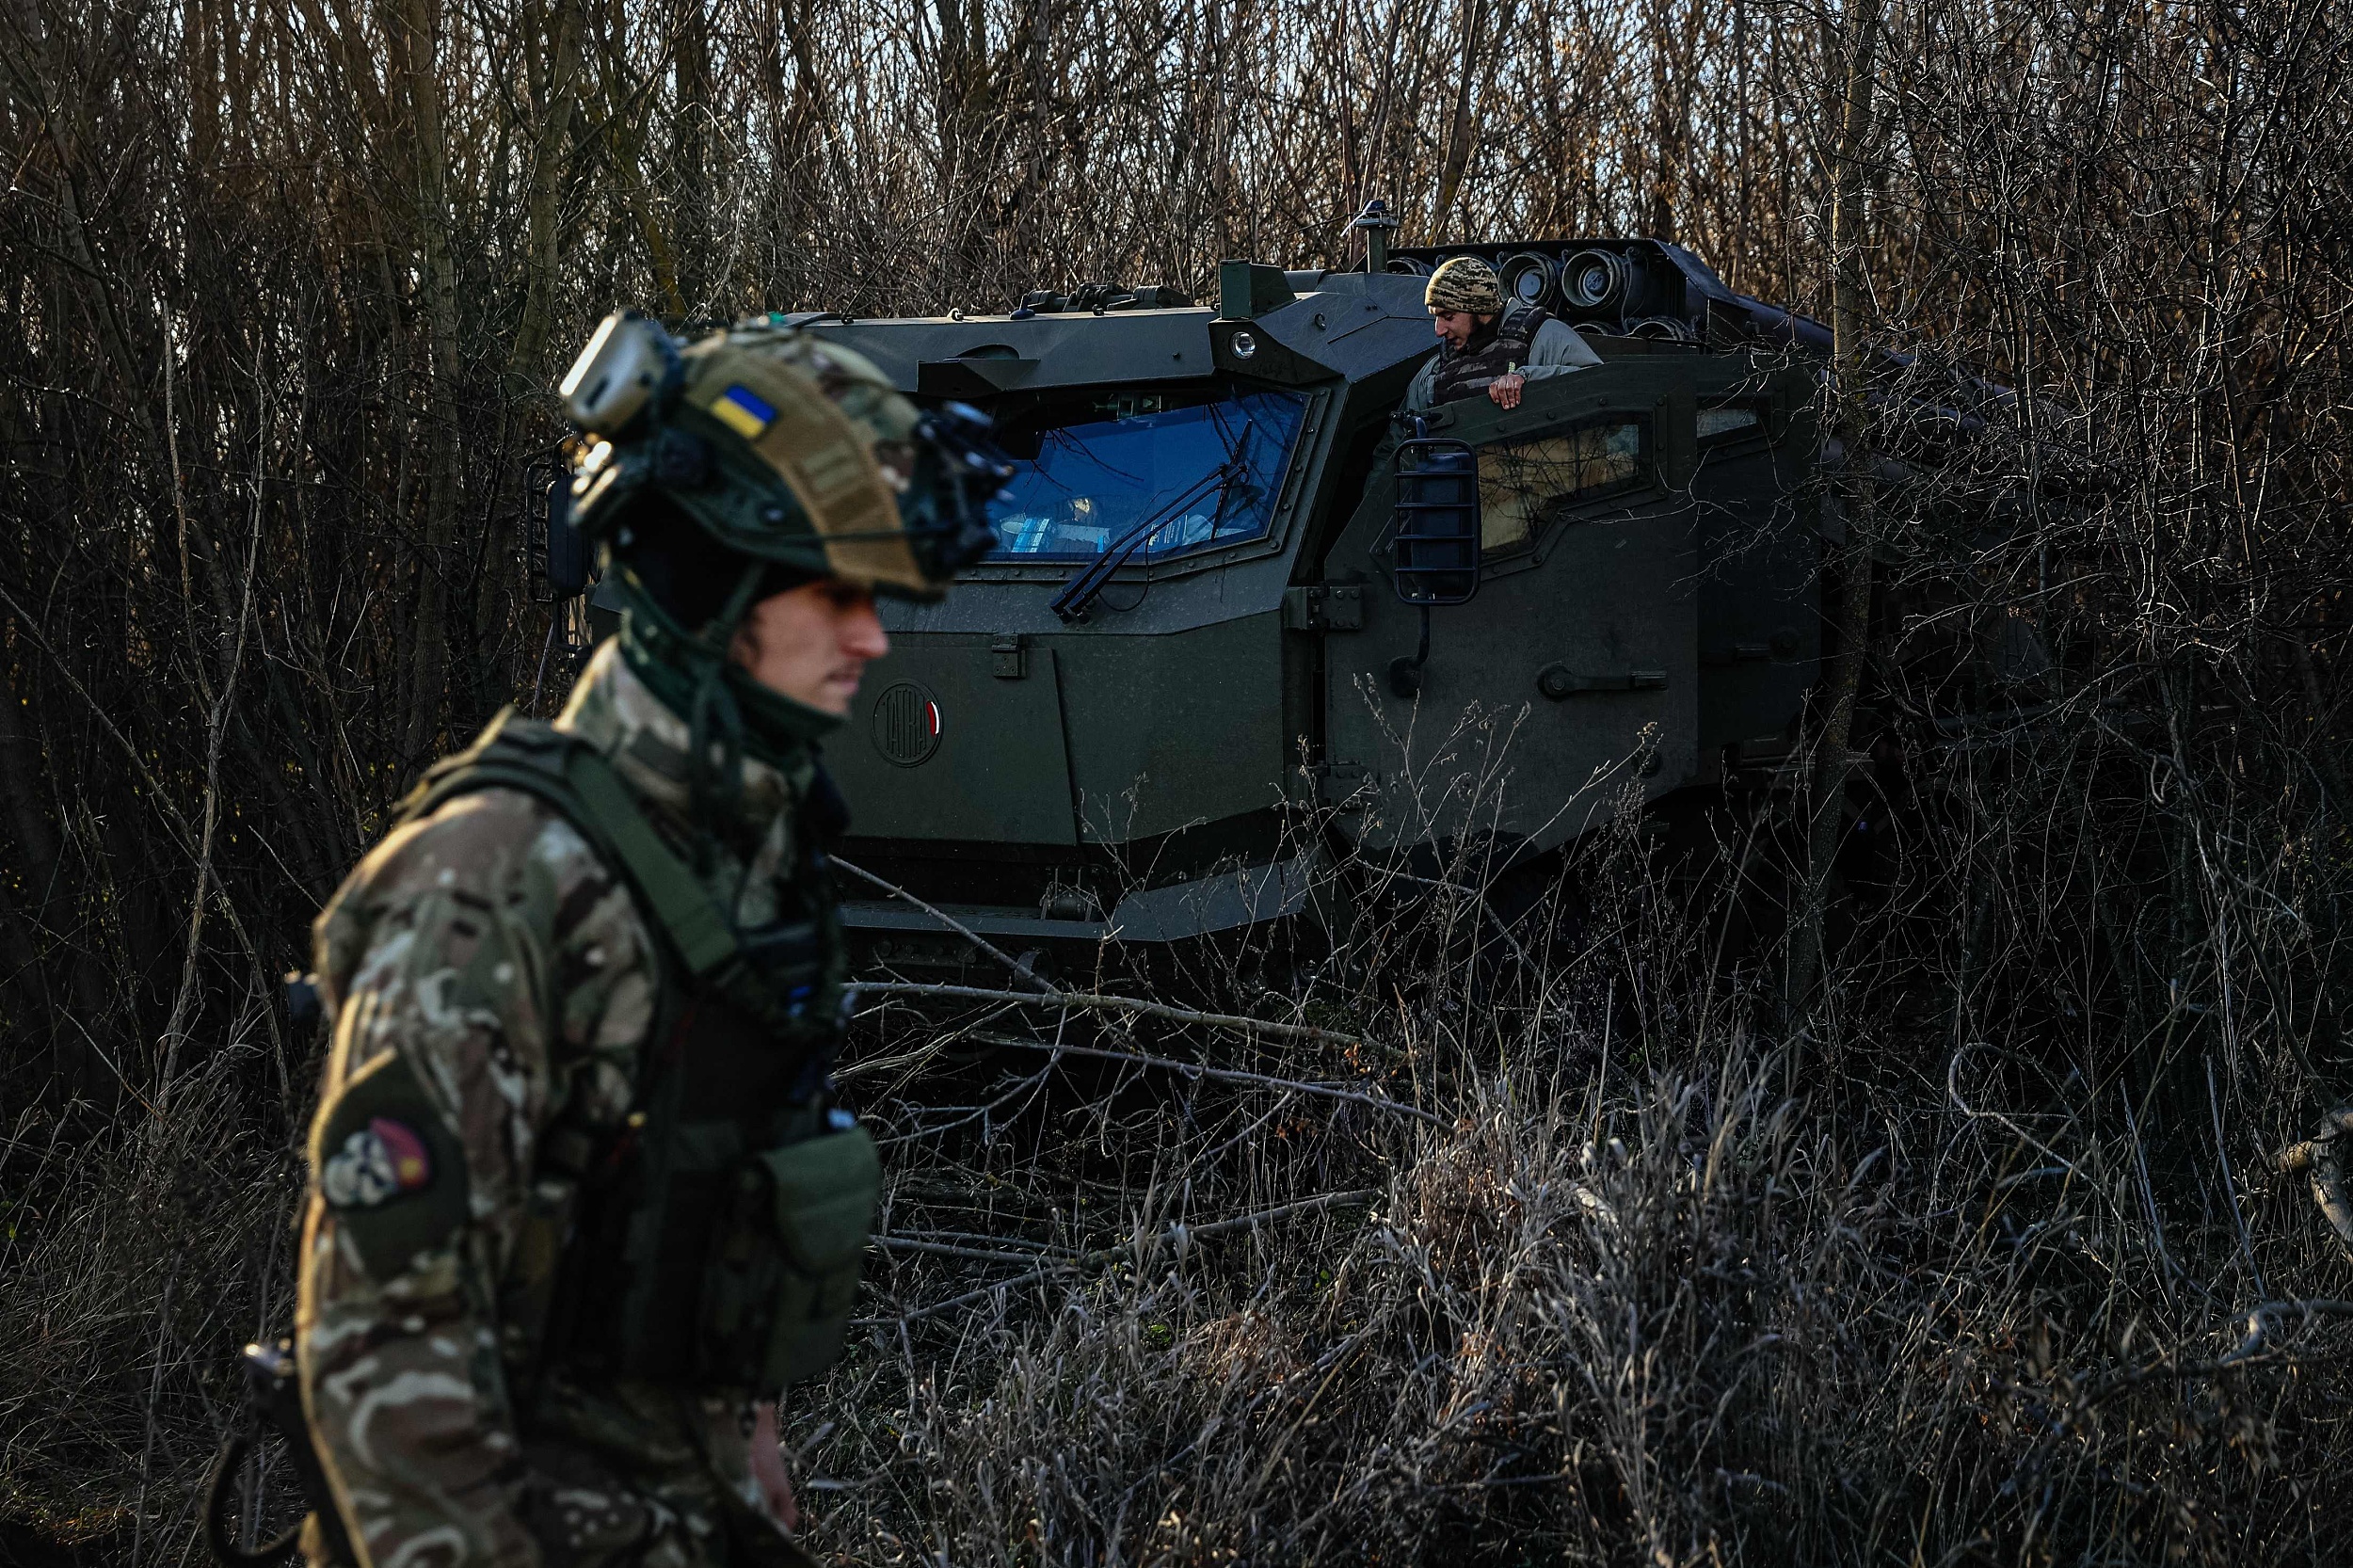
top-left (842, 605), bottom-right (889, 660)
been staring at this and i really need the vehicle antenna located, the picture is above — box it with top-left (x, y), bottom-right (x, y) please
top-left (1349, 198), bottom-right (1399, 273)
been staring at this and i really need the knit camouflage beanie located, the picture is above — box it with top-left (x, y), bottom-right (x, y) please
top-left (1424, 256), bottom-right (1506, 315)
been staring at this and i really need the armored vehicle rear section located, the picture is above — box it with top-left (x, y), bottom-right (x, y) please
top-left (765, 239), bottom-right (1831, 958)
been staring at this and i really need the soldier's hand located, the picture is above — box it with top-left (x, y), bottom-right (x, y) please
top-left (751, 1400), bottom-right (800, 1532)
top-left (1489, 373), bottom-right (1526, 409)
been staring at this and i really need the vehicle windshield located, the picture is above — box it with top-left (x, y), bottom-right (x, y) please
top-left (986, 389), bottom-right (1308, 560)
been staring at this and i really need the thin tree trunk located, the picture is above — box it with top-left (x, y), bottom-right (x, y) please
top-left (1430, 0), bottom-right (1491, 236)
top-left (390, 0), bottom-right (467, 768)
top-left (587, 6), bottom-right (685, 317)
top-left (510, 0), bottom-right (582, 386)
top-left (1785, 0), bottom-right (1881, 1018)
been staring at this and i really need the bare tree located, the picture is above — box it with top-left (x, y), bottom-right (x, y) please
top-left (2, 0), bottom-right (2349, 1560)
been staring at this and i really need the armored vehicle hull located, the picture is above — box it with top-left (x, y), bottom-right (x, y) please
top-left (624, 239), bottom-right (1847, 956)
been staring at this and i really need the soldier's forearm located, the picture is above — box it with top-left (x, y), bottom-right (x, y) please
top-left (302, 1215), bottom-right (544, 1566)
top-left (306, 1348), bottom-right (543, 1565)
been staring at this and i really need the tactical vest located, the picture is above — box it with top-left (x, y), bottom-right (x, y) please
top-left (1430, 305), bottom-right (1553, 405)
top-left (392, 710), bottom-right (879, 1401)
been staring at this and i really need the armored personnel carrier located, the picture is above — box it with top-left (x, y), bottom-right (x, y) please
top-left (574, 218), bottom-right (1849, 960)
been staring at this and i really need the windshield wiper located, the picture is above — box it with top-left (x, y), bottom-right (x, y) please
top-left (1048, 464), bottom-right (1232, 623)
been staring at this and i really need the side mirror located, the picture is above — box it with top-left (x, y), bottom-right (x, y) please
top-left (1386, 435), bottom-right (1481, 697)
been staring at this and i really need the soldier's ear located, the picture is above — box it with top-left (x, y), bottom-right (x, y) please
top-left (310, 1048), bottom-right (471, 1280)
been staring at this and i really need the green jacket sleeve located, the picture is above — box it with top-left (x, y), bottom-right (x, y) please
top-left (1402, 356), bottom-right (1440, 412)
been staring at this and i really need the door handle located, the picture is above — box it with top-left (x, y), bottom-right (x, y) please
top-left (1537, 664), bottom-right (1668, 699)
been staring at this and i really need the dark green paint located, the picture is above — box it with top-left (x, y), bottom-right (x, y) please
top-left (777, 239), bottom-right (1833, 945)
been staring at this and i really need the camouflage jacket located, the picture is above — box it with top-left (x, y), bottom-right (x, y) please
top-left (296, 643), bottom-right (833, 1568)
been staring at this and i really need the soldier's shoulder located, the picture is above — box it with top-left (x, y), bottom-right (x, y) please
top-left (377, 784), bottom-right (610, 889)
top-left (1530, 316), bottom-right (1602, 365)
top-left (321, 783), bottom-right (638, 954)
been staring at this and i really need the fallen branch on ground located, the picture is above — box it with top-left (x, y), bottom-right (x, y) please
top-left (970, 1031), bottom-right (1444, 1125)
top-left (849, 980), bottom-right (1370, 1051)
top-left (2081, 1297), bottom-right (2353, 1400)
top-left (2223, 1297), bottom-right (2353, 1363)
top-left (873, 1236), bottom-right (1076, 1266)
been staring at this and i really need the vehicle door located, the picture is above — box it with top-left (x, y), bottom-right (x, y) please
top-left (1318, 358), bottom-right (1702, 854)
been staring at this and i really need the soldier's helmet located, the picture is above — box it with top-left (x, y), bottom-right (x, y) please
top-left (556, 311), bottom-right (1011, 606)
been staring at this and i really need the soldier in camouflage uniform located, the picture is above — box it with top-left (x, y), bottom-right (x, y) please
top-left (294, 313), bottom-right (1006, 1567)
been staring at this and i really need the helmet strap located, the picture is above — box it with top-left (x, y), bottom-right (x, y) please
top-left (677, 563), bottom-right (771, 854)
top-left (616, 557), bottom-right (845, 868)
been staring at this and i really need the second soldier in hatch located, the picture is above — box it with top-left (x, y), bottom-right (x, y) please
top-left (292, 314), bottom-right (1006, 1565)
top-left (1404, 253), bottom-right (1601, 412)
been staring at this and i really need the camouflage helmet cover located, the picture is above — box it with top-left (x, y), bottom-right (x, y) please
top-left (671, 327), bottom-right (933, 596)
top-left (562, 313), bottom-right (1002, 600)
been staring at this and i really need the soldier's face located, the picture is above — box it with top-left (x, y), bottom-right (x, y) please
top-left (1432, 310), bottom-right (1489, 348)
top-left (730, 579), bottom-right (890, 715)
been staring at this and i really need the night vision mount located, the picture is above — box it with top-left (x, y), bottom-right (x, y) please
top-left (559, 311), bottom-right (685, 439)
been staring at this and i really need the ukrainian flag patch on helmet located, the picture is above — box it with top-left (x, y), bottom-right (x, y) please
top-left (710, 384), bottom-right (776, 439)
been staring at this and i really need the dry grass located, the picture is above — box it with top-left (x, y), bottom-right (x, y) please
top-left (794, 778), bottom-right (2353, 1565)
top-left (0, 1050), bottom-right (301, 1563)
top-left (6, 746), bottom-right (2353, 1564)
top-left (6, 0), bottom-right (2353, 1560)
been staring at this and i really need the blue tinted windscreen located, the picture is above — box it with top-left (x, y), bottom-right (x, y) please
top-left (986, 391), bottom-right (1307, 559)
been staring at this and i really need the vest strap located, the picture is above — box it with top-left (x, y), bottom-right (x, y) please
top-left (558, 747), bottom-right (741, 981)
top-left (396, 709), bottom-right (744, 984)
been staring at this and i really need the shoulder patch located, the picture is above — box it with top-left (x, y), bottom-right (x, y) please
top-left (322, 1116), bottom-right (434, 1208)
top-left (310, 1048), bottom-right (471, 1279)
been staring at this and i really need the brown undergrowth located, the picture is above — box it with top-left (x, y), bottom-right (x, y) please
top-left (795, 771), bottom-right (2353, 1565)
top-left (7, 0), bottom-right (2353, 1561)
